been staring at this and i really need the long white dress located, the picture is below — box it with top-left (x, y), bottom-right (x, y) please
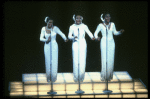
top-left (94, 22), bottom-right (121, 81)
top-left (68, 23), bottom-right (94, 82)
top-left (40, 26), bottom-right (67, 82)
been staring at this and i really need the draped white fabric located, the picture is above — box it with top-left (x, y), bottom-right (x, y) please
top-left (68, 23), bottom-right (94, 82)
top-left (94, 22), bottom-right (121, 81)
top-left (40, 26), bottom-right (67, 82)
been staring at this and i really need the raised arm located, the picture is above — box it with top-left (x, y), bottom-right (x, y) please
top-left (55, 26), bottom-right (67, 41)
top-left (112, 23), bottom-right (121, 35)
top-left (40, 27), bottom-right (47, 42)
top-left (84, 25), bottom-right (94, 39)
top-left (94, 24), bottom-right (101, 39)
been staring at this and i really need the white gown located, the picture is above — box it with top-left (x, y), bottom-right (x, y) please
top-left (68, 23), bottom-right (94, 82)
top-left (40, 26), bottom-right (67, 82)
top-left (94, 22), bottom-right (121, 81)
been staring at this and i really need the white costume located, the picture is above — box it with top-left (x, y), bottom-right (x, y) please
top-left (68, 23), bottom-right (94, 82)
top-left (40, 26), bottom-right (67, 82)
top-left (94, 22), bottom-right (121, 81)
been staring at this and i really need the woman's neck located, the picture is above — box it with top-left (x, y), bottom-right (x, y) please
top-left (105, 22), bottom-right (109, 25)
top-left (46, 26), bottom-right (52, 30)
top-left (76, 23), bottom-right (81, 25)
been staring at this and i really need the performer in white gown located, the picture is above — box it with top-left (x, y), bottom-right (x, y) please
top-left (94, 13), bottom-right (124, 81)
top-left (68, 15), bottom-right (95, 82)
top-left (40, 17), bottom-right (68, 82)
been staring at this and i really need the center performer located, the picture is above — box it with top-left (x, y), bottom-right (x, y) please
top-left (68, 15), bottom-right (95, 82)
top-left (40, 16), bottom-right (68, 82)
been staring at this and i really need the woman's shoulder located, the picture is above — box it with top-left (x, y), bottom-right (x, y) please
top-left (71, 24), bottom-right (75, 26)
top-left (42, 26), bottom-right (46, 30)
top-left (53, 26), bottom-right (60, 31)
top-left (110, 22), bottom-right (115, 25)
top-left (53, 26), bottom-right (57, 29)
top-left (82, 23), bottom-right (87, 27)
top-left (69, 24), bottom-right (75, 28)
top-left (53, 26), bottom-right (57, 28)
top-left (97, 23), bottom-right (104, 27)
top-left (79, 23), bottom-right (88, 28)
top-left (110, 22), bottom-right (115, 27)
top-left (99, 23), bottom-right (104, 25)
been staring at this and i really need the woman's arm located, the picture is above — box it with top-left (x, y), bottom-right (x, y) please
top-left (40, 27), bottom-right (47, 42)
top-left (55, 26), bottom-right (67, 41)
top-left (84, 25), bottom-right (94, 40)
top-left (113, 23), bottom-right (121, 35)
top-left (68, 26), bottom-right (74, 40)
top-left (94, 24), bottom-right (101, 39)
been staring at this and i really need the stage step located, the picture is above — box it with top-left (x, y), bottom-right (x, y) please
top-left (9, 71), bottom-right (148, 98)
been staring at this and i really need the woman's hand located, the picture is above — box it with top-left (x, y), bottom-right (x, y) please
top-left (91, 37), bottom-right (95, 40)
top-left (95, 37), bottom-right (100, 41)
top-left (46, 36), bottom-right (51, 43)
top-left (74, 36), bottom-right (78, 41)
top-left (120, 29), bottom-right (124, 33)
top-left (48, 36), bottom-right (51, 41)
top-left (65, 39), bottom-right (68, 42)
top-left (74, 36), bottom-right (78, 39)
top-left (97, 37), bottom-right (101, 41)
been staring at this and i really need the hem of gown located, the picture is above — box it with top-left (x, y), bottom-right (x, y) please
top-left (46, 75), bottom-right (57, 82)
top-left (47, 79), bottom-right (57, 83)
top-left (73, 77), bottom-right (84, 83)
top-left (101, 78), bottom-right (113, 82)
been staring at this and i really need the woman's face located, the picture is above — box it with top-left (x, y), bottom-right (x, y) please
top-left (105, 14), bottom-right (111, 23)
top-left (47, 20), bottom-right (53, 28)
top-left (76, 15), bottom-right (82, 25)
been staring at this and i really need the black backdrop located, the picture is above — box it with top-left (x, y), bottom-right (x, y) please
top-left (3, 1), bottom-right (148, 97)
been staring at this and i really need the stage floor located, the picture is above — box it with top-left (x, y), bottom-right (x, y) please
top-left (9, 71), bottom-right (148, 98)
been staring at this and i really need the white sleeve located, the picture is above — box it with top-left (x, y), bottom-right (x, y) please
top-left (84, 25), bottom-right (94, 39)
top-left (113, 23), bottom-right (121, 35)
top-left (40, 27), bottom-right (47, 42)
top-left (94, 24), bottom-right (101, 39)
top-left (55, 26), bottom-right (67, 41)
top-left (68, 26), bottom-right (74, 40)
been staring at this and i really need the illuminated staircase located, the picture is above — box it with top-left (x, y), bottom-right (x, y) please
top-left (9, 71), bottom-right (148, 98)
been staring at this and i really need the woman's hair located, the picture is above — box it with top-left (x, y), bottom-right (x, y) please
top-left (44, 16), bottom-right (51, 23)
top-left (104, 13), bottom-right (111, 18)
top-left (76, 15), bottom-right (81, 18)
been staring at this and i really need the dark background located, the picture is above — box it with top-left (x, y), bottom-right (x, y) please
top-left (3, 1), bottom-right (148, 97)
